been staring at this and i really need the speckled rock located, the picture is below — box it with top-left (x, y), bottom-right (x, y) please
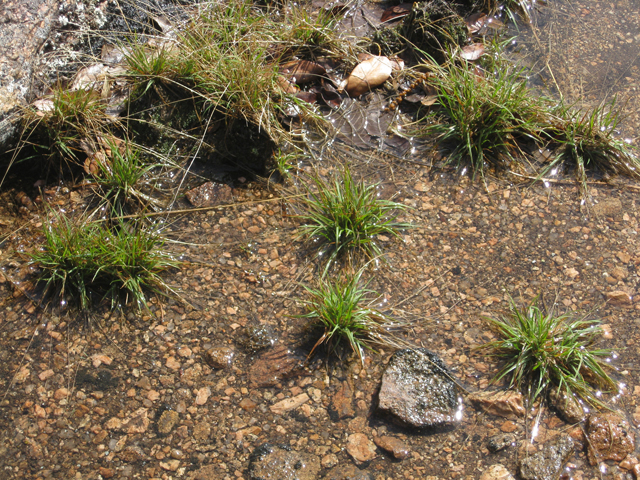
top-left (157, 409), bottom-right (180, 436)
top-left (586, 413), bottom-right (635, 465)
top-left (377, 348), bottom-right (461, 428)
top-left (0, 0), bottom-right (59, 150)
top-left (204, 346), bottom-right (235, 369)
top-left (487, 433), bottom-right (516, 453)
top-left (184, 182), bottom-right (233, 207)
top-left (248, 444), bottom-right (320, 480)
top-left (518, 436), bottom-right (574, 480)
top-left (323, 464), bottom-right (373, 480)
top-left (549, 388), bottom-right (586, 424)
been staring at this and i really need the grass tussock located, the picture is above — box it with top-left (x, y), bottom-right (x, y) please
top-left (301, 269), bottom-right (410, 366)
top-left (417, 60), bottom-right (548, 179)
top-left (123, 0), bottom-right (346, 143)
top-left (22, 85), bottom-right (115, 166)
top-left (480, 297), bottom-right (616, 407)
top-left (297, 167), bottom-right (410, 273)
top-left (545, 101), bottom-right (640, 191)
top-left (29, 213), bottom-right (178, 311)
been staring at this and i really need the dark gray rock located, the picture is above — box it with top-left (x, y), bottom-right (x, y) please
top-left (248, 444), bottom-right (320, 480)
top-left (518, 436), bottom-right (574, 480)
top-left (377, 348), bottom-right (462, 428)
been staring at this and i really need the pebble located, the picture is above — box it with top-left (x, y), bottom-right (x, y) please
top-left (586, 413), bottom-right (636, 465)
top-left (374, 435), bottom-right (411, 460)
top-left (346, 433), bottom-right (377, 464)
top-left (204, 346), bottom-right (235, 369)
top-left (480, 464), bottom-right (515, 480)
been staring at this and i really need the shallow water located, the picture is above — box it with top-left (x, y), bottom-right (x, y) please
top-left (515, 0), bottom-right (640, 140)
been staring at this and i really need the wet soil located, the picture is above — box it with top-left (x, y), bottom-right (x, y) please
top-left (2, 1), bottom-right (640, 480)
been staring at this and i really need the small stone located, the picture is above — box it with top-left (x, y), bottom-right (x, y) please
top-left (586, 413), bottom-right (635, 465)
top-left (185, 182), bottom-right (232, 207)
top-left (346, 433), bottom-right (377, 464)
top-left (611, 266), bottom-right (628, 280)
top-left (488, 433), bottom-right (516, 453)
top-left (248, 444), bottom-right (320, 480)
top-left (38, 369), bottom-right (55, 381)
top-left (120, 446), bottom-right (147, 463)
top-left (480, 464), bottom-right (515, 480)
top-left (92, 354), bottom-right (112, 367)
top-left (178, 346), bottom-right (192, 357)
top-left (160, 459), bottom-right (180, 471)
top-left (549, 388), bottom-right (586, 424)
top-left (377, 349), bottom-right (461, 428)
top-left (147, 390), bottom-right (160, 402)
top-left (122, 408), bottom-right (150, 434)
top-left (373, 435), bottom-right (411, 460)
top-left (239, 398), bottom-right (258, 411)
top-left (321, 454), bottom-right (339, 468)
top-left (331, 380), bottom-right (355, 420)
top-left (195, 387), bottom-right (211, 405)
top-left (606, 291), bottom-right (633, 305)
top-left (99, 467), bottom-right (115, 478)
top-left (157, 410), bottom-right (179, 435)
top-left (204, 346), bottom-right (235, 369)
top-left (54, 388), bottom-right (69, 400)
top-left (519, 436), bottom-right (574, 480)
top-left (166, 356), bottom-right (181, 370)
top-left (469, 390), bottom-right (526, 418)
top-left (270, 393), bottom-right (310, 415)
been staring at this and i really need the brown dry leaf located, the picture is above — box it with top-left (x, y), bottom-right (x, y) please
top-left (381, 3), bottom-right (412, 23)
top-left (460, 43), bottom-right (485, 61)
top-left (276, 76), bottom-right (299, 94)
top-left (420, 96), bottom-right (438, 107)
top-left (295, 91), bottom-right (318, 104)
top-left (466, 12), bottom-right (487, 33)
top-left (279, 60), bottom-right (326, 85)
top-left (346, 56), bottom-right (393, 97)
top-left (320, 80), bottom-right (342, 109)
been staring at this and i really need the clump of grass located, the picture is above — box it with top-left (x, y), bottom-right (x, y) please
top-left (419, 60), bottom-right (548, 179)
top-left (301, 269), bottom-right (408, 366)
top-left (479, 297), bottom-right (616, 407)
top-left (22, 85), bottom-right (114, 165)
top-left (89, 140), bottom-right (169, 215)
top-left (297, 167), bottom-right (410, 272)
top-left (29, 212), bottom-right (178, 310)
top-left (545, 101), bottom-right (640, 193)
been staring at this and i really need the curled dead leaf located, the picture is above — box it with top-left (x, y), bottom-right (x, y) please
top-left (346, 56), bottom-right (393, 97)
top-left (381, 3), bottom-right (412, 23)
top-left (460, 43), bottom-right (485, 61)
top-left (276, 76), bottom-right (299, 94)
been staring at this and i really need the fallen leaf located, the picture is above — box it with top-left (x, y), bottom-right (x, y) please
top-left (346, 56), bottom-right (393, 97)
top-left (466, 12), bottom-right (487, 33)
top-left (320, 80), bottom-right (342, 108)
top-left (276, 76), bottom-right (298, 94)
top-left (460, 43), bottom-right (485, 61)
top-left (381, 3), bottom-right (412, 23)
top-left (279, 60), bottom-right (326, 85)
top-left (295, 91), bottom-right (318, 104)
